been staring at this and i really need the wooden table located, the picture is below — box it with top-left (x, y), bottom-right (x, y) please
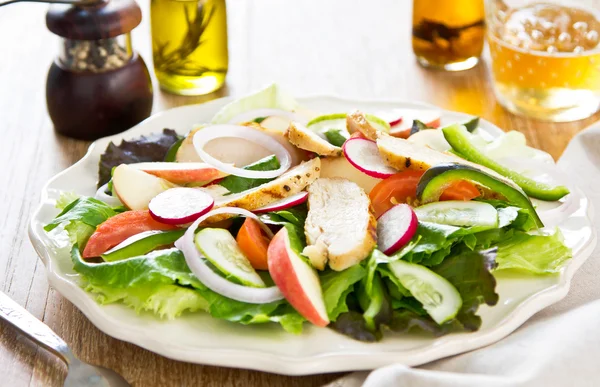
top-left (1, 1), bottom-right (598, 386)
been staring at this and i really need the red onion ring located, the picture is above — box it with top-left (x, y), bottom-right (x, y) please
top-left (94, 183), bottom-right (122, 207)
top-left (192, 125), bottom-right (292, 179)
top-left (227, 108), bottom-right (307, 125)
top-left (175, 207), bottom-right (282, 304)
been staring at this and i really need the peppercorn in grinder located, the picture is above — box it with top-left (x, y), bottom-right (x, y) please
top-left (46, 0), bottom-right (153, 140)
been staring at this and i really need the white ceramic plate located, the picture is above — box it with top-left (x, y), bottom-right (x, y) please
top-left (29, 96), bottom-right (596, 375)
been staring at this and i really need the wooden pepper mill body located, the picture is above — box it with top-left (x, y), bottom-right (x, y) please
top-left (45, 0), bottom-right (153, 140)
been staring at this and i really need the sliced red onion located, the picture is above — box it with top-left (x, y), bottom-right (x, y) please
top-left (176, 207), bottom-right (281, 303)
top-left (227, 109), bottom-right (307, 125)
top-left (95, 183), bottom-right (122, 207)
top-left (496, 157), bottom-right (579, 227)
top-left (193, 125), bottom-right (291, 179)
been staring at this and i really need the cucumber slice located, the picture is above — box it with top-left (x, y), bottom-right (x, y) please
top-left (307, 113), bottom-right (390, 141)
top-left (364, 113), bottom-right (391, 133)
top-left (442, 124), bottom-right (569, 201)
top-left (388, 260), bottom-right (462, 324)
top-left (101, 229), bottom-right (186, 262)
top-left (307, 113), bottom-right (349, 142)
top-left (414, 201), bottom-right (498, 230)
top-left (194, 228), bottom-right (265, 288)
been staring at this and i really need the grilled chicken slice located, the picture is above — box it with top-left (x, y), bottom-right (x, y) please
top-left (176, 124), bottom-right (307, 166)
top-left (346, 110), bottom-right (379, 140)
top-left (201, 157), bottom-right (321, 224)
top-left (303, 178), bottom-right (377, 271)
top-left (376, 133), bottom-right (459, 171)
top-left (286, 122), bottom-right (342, 157)
top-left (376, 133), bottom-right (520, 188)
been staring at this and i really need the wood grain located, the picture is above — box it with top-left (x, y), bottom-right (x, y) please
top-left (0, 1), bottom-right (598, 386)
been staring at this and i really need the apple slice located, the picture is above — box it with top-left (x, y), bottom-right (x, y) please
top-left (319, 156), bottom-right (382, 194)
top-left (128, 162), bottom-right (227, 185)
top-left (386, 109), bottom-right (442, 138)
top-left (268, 227), bottom-right (329, 327)
top-left (112, 164), bottom-right (175, 210)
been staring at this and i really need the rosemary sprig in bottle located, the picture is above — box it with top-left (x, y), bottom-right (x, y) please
top-left (153, 0), bottom-right (225, 75)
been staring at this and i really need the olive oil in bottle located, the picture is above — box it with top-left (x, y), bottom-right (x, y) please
top-left (151, 0), bottom-right (228, 95)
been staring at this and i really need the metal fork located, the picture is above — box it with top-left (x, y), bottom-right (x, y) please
top-left (0, 291), bottom-right (130, 387)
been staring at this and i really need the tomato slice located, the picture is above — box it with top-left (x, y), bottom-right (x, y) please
top-left (370, 171), bottom-right (425, 218)
top-left (82, 210), bottom-right (178, 258)
top-left (439, 180), bottom-right (480, 201)
top-left (236, 218), bottom-right (271, 270)
top-left (369, 171), bottom-right (481, 218)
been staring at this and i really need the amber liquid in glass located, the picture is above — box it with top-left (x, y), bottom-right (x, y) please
top-left (412, 0), bottom-right (485, 70)
top-left (151, 0), bottom-right (228, 96)
top-left (488, 3), bottom-right (600, 121)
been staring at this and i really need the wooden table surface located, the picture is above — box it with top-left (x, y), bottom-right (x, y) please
top-left (1, 1), bottom-right (598, 386)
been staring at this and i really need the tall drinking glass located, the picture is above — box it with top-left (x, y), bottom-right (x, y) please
top-left (486, 0), bottom-right (600, 121)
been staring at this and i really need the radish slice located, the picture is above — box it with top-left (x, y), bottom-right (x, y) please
top-left (149, 187), bottom-right (214, 225)
top-left (253, 192), bottom-right (309, 214)
top-left (343, 137), bottom-right (397, 179)
top-left (95, 183), bottom-right (122, 207)
top-left (175, 207), bottom-right (283, 304)
top-left (377, 204), bottom-right (418, 255)
top-left (193, 125), bottom-right (291, 179)
top-left (227, 109), bottom-right (307, 125)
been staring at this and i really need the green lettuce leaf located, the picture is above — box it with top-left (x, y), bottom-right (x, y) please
top-left (98, 129), bottom-right (182, 187)
top-left (44, 197), bottom-right (117, 246)
top-left (320, 265), bottom-right (366, 320)
top-left (211, 83), bottom-right (299, 124)
top-left (219, 155), bottom-right (280, 194)
top-left (432, 248), bottom-right (499, 331)
top-left (71, 247), bottom-right (304, 333)
top-left (330, 311), bottom-right (379, 342)
top-left (324, 129), bottom-right (349, 147)
top-left (259, 204), bottom-right (308, 230)
top-left (56, 192), bottom-right (80, 210)
top-left (495, 230), bottom-right (572, 274)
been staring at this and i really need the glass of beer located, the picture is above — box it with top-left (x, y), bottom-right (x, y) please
top-left (412, 0), bottom-right (486, 71)
top-left (487, 0), bottom-right (600, 121)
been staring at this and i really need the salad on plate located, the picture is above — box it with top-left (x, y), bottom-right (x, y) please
top-left (44, 84), bottom-right (575, 342)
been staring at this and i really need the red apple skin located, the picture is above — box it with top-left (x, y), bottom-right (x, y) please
top-left (134, 163), bottom-right (226, 185)
top-left (267, 229), bottom-right (329, 327)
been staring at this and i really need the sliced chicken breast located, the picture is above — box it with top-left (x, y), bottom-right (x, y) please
top-left (303, 178), bottom-right (377, 271)
top-left (286, 122), bottom-right (342, 157)
top-left (377, 133), bottom-right (459, 171)
top-left (346, 110), bottom-right (379, 140)
top-left (201, 157), bottom-right (321, 223)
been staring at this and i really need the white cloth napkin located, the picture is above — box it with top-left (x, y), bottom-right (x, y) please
top-left (327, 123), bottom-right (600, 387)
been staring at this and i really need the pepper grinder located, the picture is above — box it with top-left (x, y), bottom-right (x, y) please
top-left (46, 0), bottom-right (153, 140)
